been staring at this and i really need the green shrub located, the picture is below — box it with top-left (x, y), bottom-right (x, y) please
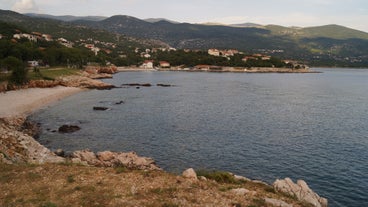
top-left (196, 170), bottom-right (241, 184)
top-left (67, 175), bottom-right (75, 183)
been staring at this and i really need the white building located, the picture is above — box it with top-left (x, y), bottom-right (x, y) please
top-left (13, 33), bottom-right (38, 42)
top-left (27, 60), bottom-right (39, 67)
top-left (142, 60), bottom-right (154, 69)
top-left (208, 49), bottom-right (220, 56)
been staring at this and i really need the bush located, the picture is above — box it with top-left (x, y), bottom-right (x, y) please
top-left (1, 56), bottom-right (28, 85)
top-left (196, 170), bottom-right (241, 184)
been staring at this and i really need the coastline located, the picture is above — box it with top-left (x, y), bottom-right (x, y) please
top-left (118, 66), bottom-right (320, 73)
top-left (0, 86), bottom-right (84, 118)
top-left (0, 73), bottom-right (328, 207)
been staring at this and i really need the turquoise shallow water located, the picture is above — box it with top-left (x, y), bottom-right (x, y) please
top-left (31, 68), bottom-right (368, 207)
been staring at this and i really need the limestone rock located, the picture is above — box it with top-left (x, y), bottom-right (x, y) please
top-left (97, 151), bottom-right (115, 161)
top-left (234, 174), bottom-right (251, 182)
top-left (264, 197), bottom-right (293, 207)
top-left (273, 178), bottom-right (328, 207)
top-left (182, 168), bottom-right (198, 180)
top-left (0, 116), bottom-right (65, 164)
top-left (57, 75), bottom-right (116, 90)
top-left (231, 188), bottom-right (250, 196)
top-left (71, 149), bottom-right (102, 166)
top-left (71, 150), bottom-right (161, 170)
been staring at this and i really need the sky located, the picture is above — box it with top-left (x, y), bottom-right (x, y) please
top-left (1, 0), bottom-right (368, 32)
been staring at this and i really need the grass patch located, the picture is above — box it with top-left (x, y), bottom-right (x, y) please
top-left (38, 68), bottom-right (80, 80)
top-left (67, 175), bottom-right (75, 183)
top-left (161, 203), bottom-right (179, 207)
top-left (149, 187), bottom-right (177, 196)
top-left (27, 172), bottom-right (42, 181)
top-left (1, 67), bottom-right (80, 83)
top-left (115, 166), bottom-right (127, 174)
top-left (197, 170), bottom-right (242, 184)
top-left (248, 198), bottom-right (265, 207)
top-left (40, 202), bottom-right (57, 207)
top-left (0, 173), bottom-right (13, 183)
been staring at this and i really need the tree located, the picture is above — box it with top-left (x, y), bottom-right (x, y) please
top-left (1, 56), bottom-right (28, 85)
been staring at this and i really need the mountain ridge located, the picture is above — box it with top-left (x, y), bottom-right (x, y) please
top-left (1, 10), bottom-right (368, 67)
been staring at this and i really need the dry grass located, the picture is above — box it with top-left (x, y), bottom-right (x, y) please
top-left (0, 163), bottom-right (308, 207)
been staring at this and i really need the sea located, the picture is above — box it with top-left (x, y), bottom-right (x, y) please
top-left (30, 68), bottom-right (368, 207)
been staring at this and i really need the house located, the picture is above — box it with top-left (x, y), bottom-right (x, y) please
top-left (42, 34), bottom-right (53, 41)
top-left (159, 61), bottom-right (170, 68)
top-left (27, 60), bottom-right (39, 68)
top-left (58, 38), bottom-right (74, 48)
top-left (13, 33), bottom-right (38, 42)
top-left (261, 56), bottom-right (271, 60)
top-left (208, 49), bottom-right (220, 56)
top-left (142, 60), bottom-right (154, 69)
top-left (194, 65), bottom-right (211, 71)
top-left (143, 53), bottom-right (151, 58)
top-left (242, 56), bottom-right (257, 62)
top-left (91, 47), bottom-right (100, 56)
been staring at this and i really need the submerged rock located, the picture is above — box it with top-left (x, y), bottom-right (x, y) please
top-left (157, 83), bottom-right (173, 87)
top-left (58, 125), bottom-right (81, 133)
top-left (273, 178), bottom-right (328, 207)
top-left (93, 106), bottom-right (109, 111)
top-left (122, 83), bottom-right (152, 87)
top-left (115, 100), bottom-right (124, 105)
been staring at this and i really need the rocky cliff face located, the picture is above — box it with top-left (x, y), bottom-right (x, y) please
top-left (0, 116), bottom-right (65, 164)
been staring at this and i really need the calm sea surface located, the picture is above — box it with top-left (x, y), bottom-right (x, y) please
top-left (31, 68), bottom-right (368, 207)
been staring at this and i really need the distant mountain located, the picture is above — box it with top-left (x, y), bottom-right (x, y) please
top-left (25, 13), bottom-right (107, 22)
top-left (1, 9), bottom-right (368, 67)
top-left (0, 10), bottom-right (165, 50)
top-left (144, 18), bottom-right (179, 24)
top-left (230, 23), bottom-right (263, 28)
top-left (265, 24), bottom-right (368, 40)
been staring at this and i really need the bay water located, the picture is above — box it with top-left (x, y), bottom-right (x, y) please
top-left (31, 68), bottom-right (368, 207)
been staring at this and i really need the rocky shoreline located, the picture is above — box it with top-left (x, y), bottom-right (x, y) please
top-left (0, 115), bottom-right (328, 207)
top-left (0, 70), bottom-right (328, 207)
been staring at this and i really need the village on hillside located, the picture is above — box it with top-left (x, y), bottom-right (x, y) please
top-left (1, 29), bottom-right (308, 74)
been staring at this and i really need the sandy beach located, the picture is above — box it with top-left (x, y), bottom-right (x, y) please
top-left (0, 86), bottom-right (83, 117)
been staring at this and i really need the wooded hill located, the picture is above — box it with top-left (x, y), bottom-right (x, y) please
top-left (1, 9), bottom-right (368, 67)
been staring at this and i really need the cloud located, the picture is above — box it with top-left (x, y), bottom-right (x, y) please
top-left (12, 0), bottom-right (39, 13)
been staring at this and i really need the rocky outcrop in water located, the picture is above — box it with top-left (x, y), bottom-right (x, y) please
top-left (273, 178), bottom-right (328, 207)
top-left (58, 125), bottom-right (81, 133)
top-left (70, 149), bottom-right (161, 170)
